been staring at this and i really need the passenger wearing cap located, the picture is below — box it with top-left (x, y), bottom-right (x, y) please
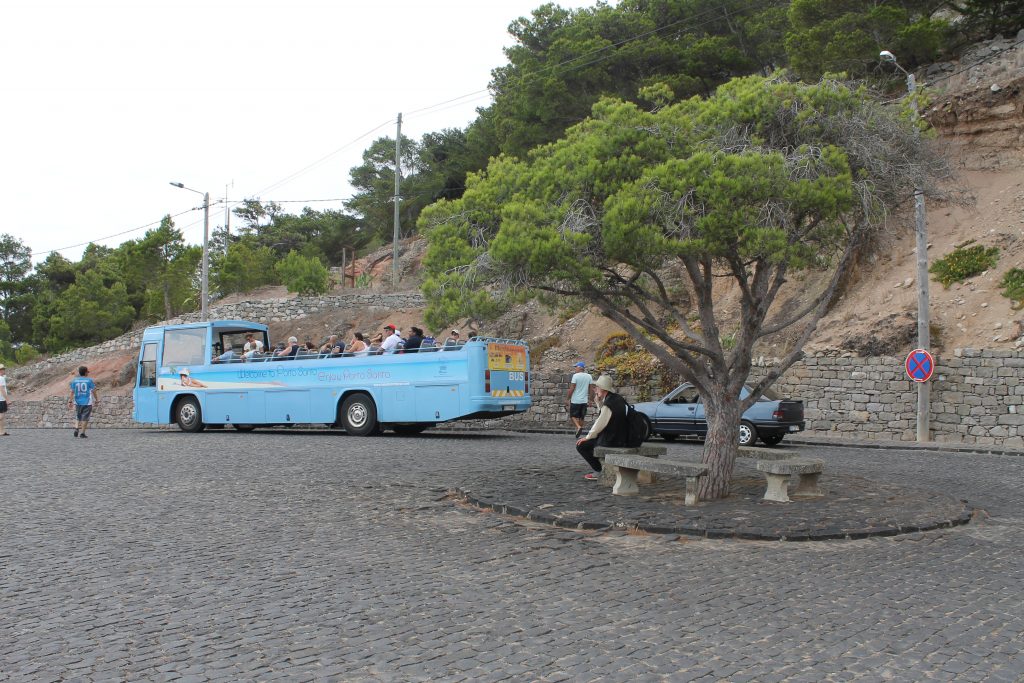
top-left (566, 361), bottom-right (594, 438)
top-left (444, 329), bottom-right (460, 347)
top-left (380, 324), bottom-right (403, 353)
top-left (276, 336), bottom-right (300, 358)
top-left (575, 374), bottom-right (630, 481)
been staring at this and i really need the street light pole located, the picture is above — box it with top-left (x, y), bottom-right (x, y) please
top-left (881, 50), bottom-right (931, 442)
top-left (170, 182), bottom-right (211, 322)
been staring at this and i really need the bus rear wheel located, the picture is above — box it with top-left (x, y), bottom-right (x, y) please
top-left (340, 393), bottom-right (377, 436)
top-left (175, 396), bottom-right (205, 433)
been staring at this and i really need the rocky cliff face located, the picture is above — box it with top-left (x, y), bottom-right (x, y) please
top-left (926, 35), bottom-right (1024, 170)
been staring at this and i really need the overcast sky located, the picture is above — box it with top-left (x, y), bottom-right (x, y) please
top-left (1, 0), bottom-right (599, 264)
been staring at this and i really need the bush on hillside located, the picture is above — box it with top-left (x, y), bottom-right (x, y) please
top-left (275, 251), bottom-right (331, 296)
top-left (929, 242), bottom-right (999, 288)
top-left (1000, 268), bottom-right (1024, 306)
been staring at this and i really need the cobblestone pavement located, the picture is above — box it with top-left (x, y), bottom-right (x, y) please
top-left (1, 429), bottom-right (1023, 682)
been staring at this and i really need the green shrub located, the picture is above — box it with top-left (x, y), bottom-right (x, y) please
top-left (929, 242), bottom-right (999, 288)
top-left (275, 251), bottom-right (331, 296)
top-left (14, 344), bottom-right (40, 365)
top-left (1000, 268), bottom-right (1024, 305)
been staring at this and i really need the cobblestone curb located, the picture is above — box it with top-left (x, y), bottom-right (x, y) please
top-left (454, 463), bottom-right (973, 542)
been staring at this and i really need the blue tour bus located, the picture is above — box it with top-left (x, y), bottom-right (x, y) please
top-left (132, 320), bottom-right (531, 434)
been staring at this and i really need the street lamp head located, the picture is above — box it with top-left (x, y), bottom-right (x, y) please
top-left (879, 50), bottom-right (896, 62)
top-left (169, 182), bottom-right (185, 188)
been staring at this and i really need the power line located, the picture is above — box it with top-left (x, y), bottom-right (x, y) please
top-left (33, 207), bottom-right (199, 258)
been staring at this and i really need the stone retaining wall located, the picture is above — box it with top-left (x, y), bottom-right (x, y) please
top-left (443, 349), bottom-right (1024, 446)
top-left (4, 396), bottom-right (164, 430)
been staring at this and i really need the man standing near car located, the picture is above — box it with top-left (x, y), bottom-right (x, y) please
top-left (566, 361), bottom-right (593, 438)
top-left (575, 375), bottom-right (628, 481)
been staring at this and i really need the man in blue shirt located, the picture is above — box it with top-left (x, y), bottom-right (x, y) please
top-left (68, 365), bottom-right (97, 438)
top-left (566, 361), bottom-right (593, 438)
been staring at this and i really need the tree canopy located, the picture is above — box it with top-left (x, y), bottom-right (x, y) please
top-left (420, 74), bottom-right (951, 498)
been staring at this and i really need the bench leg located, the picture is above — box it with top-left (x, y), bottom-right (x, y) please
top-left (684, 476), bottom-right (701, 506)
top-left (762, 472), bottom-right (791, 503)
top-left (638, 470), bottom-right (657, 485)
top-left (792, 472), bottom-right (824, 498)
top-left (599, 464), bottom-right (616, 486)
top-left (612, 467), bottom-right (640, 496)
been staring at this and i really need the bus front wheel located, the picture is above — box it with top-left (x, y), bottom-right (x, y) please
top-left (341, 393), bottom-right (377, 436)
top-left (175, 396), bottom-right (205, 433)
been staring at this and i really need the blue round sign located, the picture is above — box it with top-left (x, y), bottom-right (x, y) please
top-left (905, 349), bottom-right (934, 383)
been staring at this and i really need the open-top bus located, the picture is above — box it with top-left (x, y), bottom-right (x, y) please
top-left (132, 320), bottom-right (531, 434)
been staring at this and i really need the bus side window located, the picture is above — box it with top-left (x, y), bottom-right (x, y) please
top-left (139, 343), bottom-right (158, 387)
top-left (163, 328), bottom-right (207, 367)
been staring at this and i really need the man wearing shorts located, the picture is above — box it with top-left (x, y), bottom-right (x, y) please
top-left (69, 365), bottom-right (97, 438)
top-left (566, 361), bottom-right (593, 438)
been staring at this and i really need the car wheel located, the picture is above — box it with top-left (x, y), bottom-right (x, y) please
top-left (760, 434), bottom-right (784, 446)
top-left (738, 420), bottom-right (757, 446)
top-left (175, 396), bottom-right (205, 433)
top-left (340, 393), bottom-right (378, 436)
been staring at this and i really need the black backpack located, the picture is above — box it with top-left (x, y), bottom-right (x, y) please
top-left (624, 404), bottom-right (649, 447)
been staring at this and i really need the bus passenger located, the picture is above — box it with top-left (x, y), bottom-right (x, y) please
top-left (243, 333), bottom-right (264, 356)
top-left (276, 336), bottom-right (300, 358)
top-left (329, 343), bottom-right (345, 358)
top-left (216, 344), bottom-right (239, 363)
top-left (319, 335), bottom-right (338, 354)
top-left (381, 324), bottom-right (403, 354)
top-left (404, 327), bottom-right (425, 353)
top-left (444, 330), bottom-right (460, 347)
top-left (349, 332), bottom-right (368, 356)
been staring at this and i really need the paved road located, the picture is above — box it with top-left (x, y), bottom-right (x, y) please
top-left (1, 429), bottom-right (1022, 682)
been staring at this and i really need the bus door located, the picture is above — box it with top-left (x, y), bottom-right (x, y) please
top-left (134, 342), bottom-right (159, 422)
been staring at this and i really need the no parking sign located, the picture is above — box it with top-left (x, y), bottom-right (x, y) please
top-left (905, 348), bottom-right (935, 383)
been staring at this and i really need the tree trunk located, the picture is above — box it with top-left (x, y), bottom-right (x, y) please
top-left (163, 281), bottom-right (172, 321)
top-left (698, 394), bottom-right (743, 500)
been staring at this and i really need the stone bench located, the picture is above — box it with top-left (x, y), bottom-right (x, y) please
top-left (756, 458), bottom-right (825, 503)
top-left (594, 445), bottom-right (667, 486)
top-left (602, 454), bottom-right (709, 505)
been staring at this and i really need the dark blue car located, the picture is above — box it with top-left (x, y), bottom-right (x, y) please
top-left (633, 383), bottom-right (805, 446)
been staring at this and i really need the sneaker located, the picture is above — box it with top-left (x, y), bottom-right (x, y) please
top-left (73, 429), bottom-right (78, 438)
top-left (79, 433), bottom-right (87, 439)
top-left (583, 472), bottom-right (599, 481)
top-left (575, 427), bottom-right (583, 438)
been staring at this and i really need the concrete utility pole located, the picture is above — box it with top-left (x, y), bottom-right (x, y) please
top-left (224, 182), bottom-right (232, 239)
top-left (202, 192), bottom-right (210, 322)
top-left (393, 113), bottom-right (402, 288)
top-left (170, 182), bottom-right (211, 322)
top-left (881, 50), bottom-right (931, 442)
